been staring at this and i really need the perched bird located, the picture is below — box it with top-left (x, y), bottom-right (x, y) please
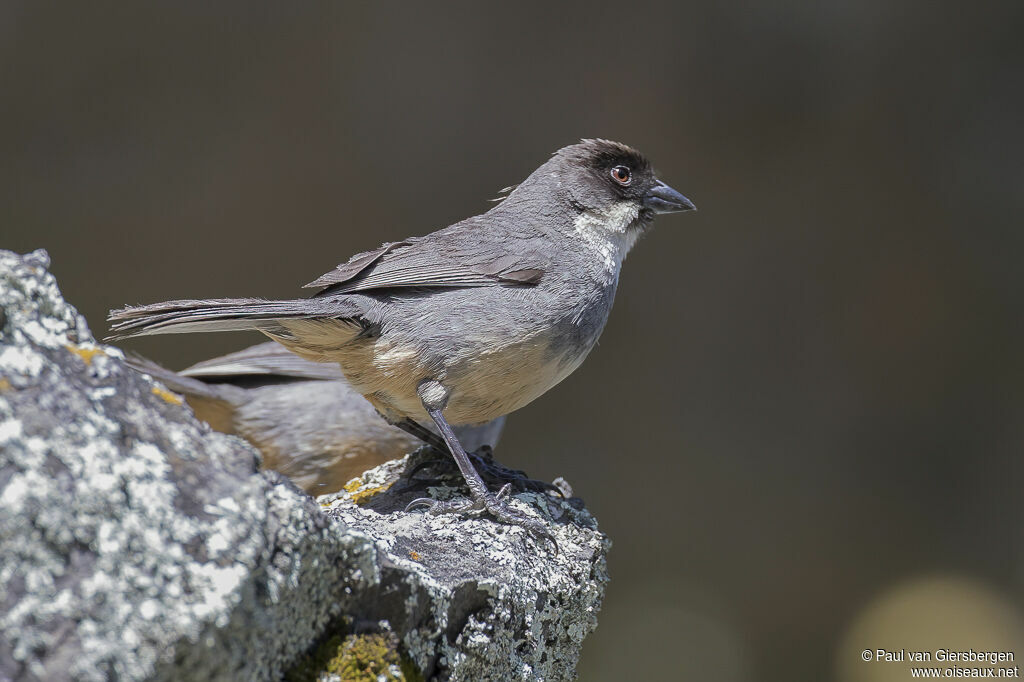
top-left (124, 342), bottom-right (505, 494)
top-left (109, 139), bottom-right (695, 537)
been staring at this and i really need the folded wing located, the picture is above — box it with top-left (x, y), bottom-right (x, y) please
top-left (305, 223), bottom-right (550, 297)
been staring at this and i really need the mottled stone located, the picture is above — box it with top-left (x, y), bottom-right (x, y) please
top-left (317, 450), bottom-right (609, 681)
top-left (0, 249), bottom-right (609, 682)
top-left (0, 249), bottom-right (377, 682)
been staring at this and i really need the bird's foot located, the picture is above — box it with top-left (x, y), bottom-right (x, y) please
top-left (409, 445), bottom-right (563, 497)
top-left (405, 483), bottom-right (557, 551)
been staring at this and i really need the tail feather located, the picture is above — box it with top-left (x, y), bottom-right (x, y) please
top-left (106, 297), bottom-right (360, 341)
top-left (123, 353), bottom-right (233, 402)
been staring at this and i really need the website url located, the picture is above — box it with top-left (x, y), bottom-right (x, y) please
top-left (911, 667), bottom-right (1020, 678)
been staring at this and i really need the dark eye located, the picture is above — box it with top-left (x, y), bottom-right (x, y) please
top-left (610, 165), bottom-right (632, 186)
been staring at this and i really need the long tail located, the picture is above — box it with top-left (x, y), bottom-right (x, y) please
top-left (123, 352), bottom-right (234, 402)
top-left (106, 297), bottom-right (360, 341)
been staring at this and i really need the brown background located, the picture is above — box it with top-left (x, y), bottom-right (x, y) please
top-left (4, 2), bottom-right (1023, 680)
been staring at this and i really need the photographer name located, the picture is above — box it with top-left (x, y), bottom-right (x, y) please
top-left (873, 649), bottom-right (1015, 665)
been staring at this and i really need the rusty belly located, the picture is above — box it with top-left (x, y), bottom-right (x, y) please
top-left (326, 329), bottom-right (592, 426)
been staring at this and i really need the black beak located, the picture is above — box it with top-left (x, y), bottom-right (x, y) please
top-left (644, 180), bottom-right (696, 214)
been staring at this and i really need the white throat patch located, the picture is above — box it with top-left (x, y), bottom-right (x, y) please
top-left (573, 202), bottom-right (641, 272)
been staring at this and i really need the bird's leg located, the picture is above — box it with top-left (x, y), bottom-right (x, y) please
top-left (392, 416), bottom-right (557, 496)
top-left (405, 380), bottom-right (555, 548)
top-left (391, 417), bottom-right (448, 454)
top-left (367, 394), bottom-right (557, 493)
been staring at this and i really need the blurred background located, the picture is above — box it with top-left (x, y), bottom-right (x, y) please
top-left (3, 2), bottom-right (1023, 679)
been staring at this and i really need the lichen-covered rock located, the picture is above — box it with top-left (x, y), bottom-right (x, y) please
top-left (0, 249), bottom-right (610, 682)
top-left (0, 249), bottom-right (378, 682)
top-left (316, 452), bottom-right (610, 681)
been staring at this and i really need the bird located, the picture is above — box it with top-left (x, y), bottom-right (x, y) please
top-left (124, 342), bottom-right (505, 494)
top-left (109, 138), bottom-right (695, 539)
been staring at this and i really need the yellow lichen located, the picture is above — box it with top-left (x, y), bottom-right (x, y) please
top-left (349, 481), bottom-right (394, 505)
top-left (151, 386), bottom-right (183, 405)
top-left (65, 345), bottom-right (105, 366)
top-left (409, 551), bottom-right (421, 562)
top-left (0, 378), bottom-right (11, 392)
top-left (343, 476), bottom-right (396, 504)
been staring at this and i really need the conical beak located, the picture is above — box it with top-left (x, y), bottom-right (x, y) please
top-left (644, 180), bottom-right (696, 214)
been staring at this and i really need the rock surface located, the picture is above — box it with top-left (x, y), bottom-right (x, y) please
top-left (0, 249), bottom-right (610, 681)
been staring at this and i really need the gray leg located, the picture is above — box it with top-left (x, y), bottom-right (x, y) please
top-left (391, 417), bottom-right (448, 453)
top-left (405, 380), bottom-right (555, 549)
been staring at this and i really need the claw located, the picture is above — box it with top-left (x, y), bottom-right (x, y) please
top-left (404, 496), bottom-right (435, 513)
top-left (404, 488), bottom-right (558, 552)
top-left (404, 496), bottom-right (478, 515)
top-left (399, 402), bottom-right (559, 552)
top-left (480, 493), bottom-right (559, 553)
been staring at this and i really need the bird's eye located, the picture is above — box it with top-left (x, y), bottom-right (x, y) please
top-left (610, 165), bottom-right (632, 186)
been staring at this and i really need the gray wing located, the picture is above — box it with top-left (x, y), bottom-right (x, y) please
top-left (180, 342), bottom-right (346, 381)
top-left (304, 221), bottom-right (550, 297)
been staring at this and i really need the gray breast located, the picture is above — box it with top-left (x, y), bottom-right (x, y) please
top-left (544, 271), bottom-right (619, 369)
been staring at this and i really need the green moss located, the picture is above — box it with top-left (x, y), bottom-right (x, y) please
top-left (285, 628), bottom-right (423, 682)
top-left (333, 633), bottom-right (402, 681)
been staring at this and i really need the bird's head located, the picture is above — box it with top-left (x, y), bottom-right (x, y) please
top-left (519, 139), bottom-right (697, 267)
top-left (556, 138), bottom-right (694, 219)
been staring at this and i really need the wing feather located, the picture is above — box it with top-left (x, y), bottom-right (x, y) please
top-left (303, 241), bottom-right (411, 289)
top-left (304, 223), bottom-right (550, 297)
top-left (180, 342), bottom-right (346, 381)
